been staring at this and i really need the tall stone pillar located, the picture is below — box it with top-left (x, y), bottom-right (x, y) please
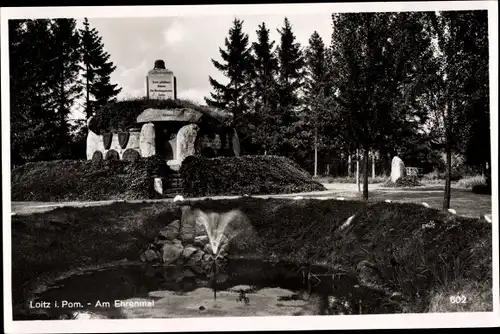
top-left (140, 122), bottom-right (156, 157)
top-left (177, 124), bottom-right (200, 162)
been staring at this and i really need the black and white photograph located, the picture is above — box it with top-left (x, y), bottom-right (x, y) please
top-left (2, 1), bottom-right (499, 332)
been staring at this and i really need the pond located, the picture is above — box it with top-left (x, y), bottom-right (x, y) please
top-left (17, 259), bottom-right (402, 320)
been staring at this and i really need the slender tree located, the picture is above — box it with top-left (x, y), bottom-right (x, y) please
top-left (250, 22), bottom-right (280, 154)
top-left (303, 31), bottom-right (331, 176)
top-left (427, 10), bottom-right (490, 209)
top-left (275, 17), bottom-right (305, 157)
top-left (330, 12), bottom-right (435, 200)
top-left (80, 18), bottom-right (121, 120)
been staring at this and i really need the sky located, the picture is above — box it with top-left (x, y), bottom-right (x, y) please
top-left (71, 14), bottom-right (332, 119)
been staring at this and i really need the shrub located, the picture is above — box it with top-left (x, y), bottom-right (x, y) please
top-left (180, 155), bottom-right (326, 197)
top-left (456, 175), bottom-right (487, 189)
top-left (472, 184), bottom-right (491, 195)
top-left (384, 175), bottom-right (423, 188)
top-left (11, 155), bottom-right (172, 201)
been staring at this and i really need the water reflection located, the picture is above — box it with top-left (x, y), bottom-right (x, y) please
top-left (18, 259), bottom-right (401, 320)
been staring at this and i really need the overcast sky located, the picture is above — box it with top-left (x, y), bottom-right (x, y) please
top-left (71, 14), bottom-right (332, 118)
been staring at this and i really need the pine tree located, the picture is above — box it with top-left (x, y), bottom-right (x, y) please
top-left (10, 19), bottom-right (60, 164)
top-left (80, 18), bottom-right (121, 119)
top-left (250, 22), bottom-right (279, 154)
top-left (303, 31), bottom-right (331, 176)
top-left (48, 19), bottom-right (83, 158)
top-left (205, 18), bottom-right (254, 118)
top-left (275, 17), bottom-right (305, 157)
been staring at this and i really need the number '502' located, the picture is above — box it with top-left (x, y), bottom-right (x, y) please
top-left (449, 295), bottom-right (467, 304)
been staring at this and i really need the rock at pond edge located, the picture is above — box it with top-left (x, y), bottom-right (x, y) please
top-left (161, 243), bottom-right (184, 264)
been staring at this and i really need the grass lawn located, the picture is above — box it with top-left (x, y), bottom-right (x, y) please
top-left (11, 198), bottom-right (492, 315)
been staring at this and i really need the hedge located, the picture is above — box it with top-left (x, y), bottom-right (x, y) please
top-left (11, 155), bottom-right (170, 201)
top-left (180, 155), bottom-right (326, 197)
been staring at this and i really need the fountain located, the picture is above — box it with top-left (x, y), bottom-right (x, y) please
top-left (192, 209), bottom-right (250, 300)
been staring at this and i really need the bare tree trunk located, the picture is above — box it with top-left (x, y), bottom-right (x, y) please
top-left (363, 148), bottom-right (369, 201)
top-left (356, 149), bottom-right (360, 192)
top-left (348, 153), bottom-right (352, 177)
top-left (371, 150), bottom-right (376, 179)
top-left (443, 142), bottom-right (452, 210)
top-left (314, 126), bottom-right (318, 177)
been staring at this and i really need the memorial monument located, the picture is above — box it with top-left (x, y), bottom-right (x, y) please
top-left (86, 59), bottom-right (240, 173)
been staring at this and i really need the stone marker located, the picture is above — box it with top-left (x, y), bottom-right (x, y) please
top-left (146, 59), bottom-right (177, 100)
top-left (154, 177), bottom-right (163, 194)
top-left (139, 122), bottom-right (156, 157)
top-left (390, 156), bottom-right (406, 182)
top-left (177, 124), bottom-right (200, 162)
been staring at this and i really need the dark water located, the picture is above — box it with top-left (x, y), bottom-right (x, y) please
top-left (16, 259), bottom-right (401, 320)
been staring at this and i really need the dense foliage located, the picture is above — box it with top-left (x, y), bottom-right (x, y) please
top-left (180, 155), bottom-right (326, 197)
top-left (11, 155), bottom-right (170, 201)
top-left (9, 18), bottom-right (121, 165)
top-left (207, 12), bottom-right (490, 206)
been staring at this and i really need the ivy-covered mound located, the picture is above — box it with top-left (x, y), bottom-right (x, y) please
top-left (11, 156), bottom-right (170, 201)
top-left (88, 97), bottom-right (230, 134)
top-left (384, 176), bottom-right (423, 188)
top-left (180, 155), bottom-right (326, 197)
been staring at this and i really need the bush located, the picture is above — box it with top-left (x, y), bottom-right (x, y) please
top-left (180, 155), bottom-right (326, 197)
top-left (456, 175), bottom-right (487, 189)
top-left (11, 156), bottom-right (171, 201)
top-left (472, 184), bottom-right (491, 195)
top-left (384, 176), bottom-right (423, 188)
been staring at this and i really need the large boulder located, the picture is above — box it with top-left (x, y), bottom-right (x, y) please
top-left (390, 156), bottom-right (406, 182)
top-left (159, 220), bottom-right (180, 240)
top-left (161, 242), bottom-right (184, 264)
top-left (140, 249), bottom-right (160, 262)
top-left (181, 246), bottom-right (197, 261)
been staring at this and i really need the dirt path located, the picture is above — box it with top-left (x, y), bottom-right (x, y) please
top-left (11, 184), bottom-right (491, 219)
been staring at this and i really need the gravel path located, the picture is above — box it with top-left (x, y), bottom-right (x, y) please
top-left (10, 183), bottom-right (491, 219)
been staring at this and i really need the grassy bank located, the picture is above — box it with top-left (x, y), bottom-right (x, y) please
top-left (12, 155), bottom-right (324, 201)
top-left (11, 198), bottom-right (491, 314)
top-left (11, 157), bottom-right (169, 202)
top-left (180, 155), bottom-right (326, 197)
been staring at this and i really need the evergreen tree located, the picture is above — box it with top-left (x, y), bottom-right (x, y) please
top-left (205, 18), bottom-right (254, 154)
top-left (302, 31), bottom-right (331, 175)
top-left (48, 19), bottom-right (83, 158)
top-left (205, 18), bottom-right (254, 117)
top-left (9, 19), bottom-right (60, 164)
top-left (80, 18), bottom-right (121, 119)
top-left (276, 18), bottom-right (305, 114)
top-left (250, 22), bottom-right (279, 154)
top-left (275, 17), bottom-right (305, 157)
